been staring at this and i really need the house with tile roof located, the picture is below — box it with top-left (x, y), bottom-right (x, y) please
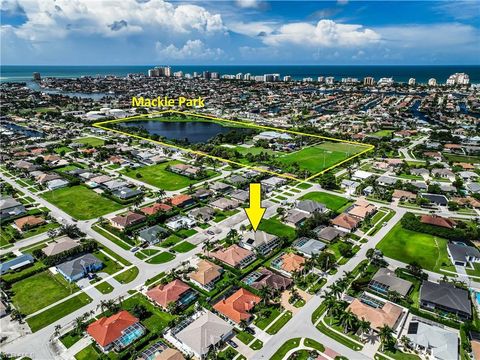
top-left (213, 288), bottom-right (261, 324)
top-left (271, 252), bottom-right (306, 277)
top-left (42, 236), bottom-right (79, 256)
top-left (146, 279), bottom-right (196, 310)
top-left (87, 310), bottom-right (145, 352)
top-left (420, 214), bottom-right (456, 229)
top-left (331, 213), bottom-right (361, 232)
top-left (13, 215), bottom-right (45, 231)
top-left (210, 244), bottom-right (256, 269)
top-left (189, 260), bottom-right (222, 291)
top-left (110, 211), bottom-right (146, 230)
top-left (242, 268), bottom-right (292, 291)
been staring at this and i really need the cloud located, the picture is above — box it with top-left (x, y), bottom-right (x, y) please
top-left (5, 0), bottom-right (226, 41)
top-left (155, 39), bottom-right (224, 60)
top-left (262, 19), bottom-right (380, 47)
top-left (235, 0), bottom-right (262, 9)
top-left (229, 21), bottom-right (276, 37)
top-left (434, 1), bottom-right (480, 20)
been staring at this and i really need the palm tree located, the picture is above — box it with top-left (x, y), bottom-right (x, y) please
top-left (239, 319), bottom-right (249, 330)
top-left (399, 335), bottom-right (411, 350)
top-left (357, 318), bottom-right (371, 338)
top-left (226, 229), bottom-right (238, 244)
top-left (156, 189), bottom-right (166, 201)
top-left (387, 290), bottom-right (401, 303)
top-left (328, 283), bottom-right (343, 299)
top-left (54, 324), bottom-right (61, 338)
top-left (259, 284), bottom-right (273, 305)
top-left (339, 310), bottom-right (357, 334)
top-left (378, 325), bottom-right (395, 351)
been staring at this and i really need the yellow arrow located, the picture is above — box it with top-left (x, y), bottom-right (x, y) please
top-left (245, 183), bottom-right (266, 231)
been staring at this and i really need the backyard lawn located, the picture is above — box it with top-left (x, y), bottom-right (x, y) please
top-left (75, 137), bottom-right (105, 147)
top-left (300, 191), bottom-right (351, 212)
top-left (42, 185), bottom-right (124, 220)
top-left (122, 293), bottom-right (175, 333)
top-left (11, 271), bottom-right (79, 315)
top-left (376, 222), bottom-right (455, 273)
top-left (121, 160), bottom-right (218, 191)
top-left (75, 344), bottom-right (99, 360)
top-left (258, 217), bottom-right (296, 240)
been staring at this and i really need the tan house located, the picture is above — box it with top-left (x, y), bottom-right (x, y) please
top-left (189, 260), bottom-right (222, 291)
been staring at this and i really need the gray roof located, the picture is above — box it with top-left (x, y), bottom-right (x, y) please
top-left (229, 189), bottom-right (249, 202)
top-left (420, 281), bottom-right (471, 317)
top-left (242, 230), bottom-right (277, 248)
top-left (0, 253), bottom-right (34, 274)
top-left (447, 243), bottom-right (480, 263)
top-left (421, 193), bottom-right (448, 206)
top-left (175, 311), bottom-right (233, 356)
top-left (411, 181), bottom-right (428, 190)
top-left (466, 182), bottom-right (480, 193)
top-left (56, 253), bottom-right (102, 278)
top-left (293, 237), bottom-right (326, 256)
top-left (0, 196), bottom-right (22, 211)
top-left (296, 200), bottom-right (327, 214)
top-left (406, 320), bottom-right (458, 360)
top-left (138, 225), bottom-right (169, 243)
top-left (370, 268), bottom-right (413, 297)
top-left (376, 176), bottom-right (397, 185)
top-left (112, 186), bottom-right (143, 199)
top-left (314, 226), bottom-right (345, 242)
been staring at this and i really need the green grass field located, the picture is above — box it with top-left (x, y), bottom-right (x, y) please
top-left (27, 292), bottom-right (92, 332)
top-left (75, 137), bottom-right (105, 147)
top-left (371, 130), bottom-right (394, 137)
top-left (300, 191), bottom-right (351, 212)
top-left (171, 241), bottom-right (196, 253)
top-left (146, 252), bottom-right (176, 264)
top-left (121, 160), bottom-right (218, 191)
top-left (113, 267), bottom-right (139, 284)
top-left (11, 271), bottom-right (79, 315)
top-left (277, 142), bottom-right (365, 173)
top-left (75, 344), bottom-right (99, 360)
top-left (376, 222), bottom-right (455, 273)
top-left (42, 185), bottom-right (124, 220)
top-left (258, 217), bottom-right (296, 240)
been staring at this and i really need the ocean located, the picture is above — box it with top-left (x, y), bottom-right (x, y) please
top-left (1, 65), bottom-right (480, 84)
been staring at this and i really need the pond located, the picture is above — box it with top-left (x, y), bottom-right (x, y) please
top-left (119, 120), bottom-right (234, 144)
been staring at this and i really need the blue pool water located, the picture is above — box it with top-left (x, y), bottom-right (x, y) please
top-left (476, 292), bottom-right (480, 305)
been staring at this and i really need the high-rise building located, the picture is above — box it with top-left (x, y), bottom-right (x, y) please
top-left (33, 72), bottom-right (41, 81)
top-left (211, 72), bottom-right (219, 80)
top-left (428, 78), bottom-right (437, 86)
top-left (203, 71), bottom-right (211, 80)
top-left (283, 76), bottom-right (292, 82)
top-left (164, 66), bottom-right (171, 77)
top-left (174, 71), bottom-right (183, 78)
top-left (193, 72), bottom-right (199, 78)
top-left (408, 78), bottom-right (416, 86)
top-left (363, 77), bottom-right (375, 86)
top-left (244, 73), bottom-right (251, 81)
top-left (317, 76), bottom-right (324, 83)
top-left (446, 73), bottom-right (470, 86)
top-left (325, 77), bottom-right (335, 85)
top-left (303, 77), bottom-right (313, 82)
top-left (236, 73), bottom-right (243, 80)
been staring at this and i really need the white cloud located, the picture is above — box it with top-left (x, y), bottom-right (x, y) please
top-left (229, 21), bottom-right (276, 37)
top-left (262, 19), bottom-right (380, 47)
top-left (155, 39), bottom-right (224, 60)
top-left (6, 0), bottom-right (226, 41)
top-left (235, 0), bottom-right (262, 9)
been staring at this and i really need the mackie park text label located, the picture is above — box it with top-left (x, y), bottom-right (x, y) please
top-left (131, 96), bottom-right (205, 108)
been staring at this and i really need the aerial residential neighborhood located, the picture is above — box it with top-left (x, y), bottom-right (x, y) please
top-left (1, 1), bottom-right (480, 360)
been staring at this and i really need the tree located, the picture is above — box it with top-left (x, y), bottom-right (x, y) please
top-left (357, 318), bottom-right (371, 338)
top-left (156, 189), bottom-right (167, 201)
top-left (378, 325), bottom-right (395, 351)
top-left (328, 283), bottom-right (343, 299)
top-left (387, 290), bottom-right (401, 303)
top-left (54, 324), bottom-right (61, 338)
top-left (406, 261), bottom-right (423, 278)
top-left (339, 309), bottom-right (357, 333)
top-left (239, 319), bottom-right (249, 330)
top-left (226, 229), bottom-right (238, 245)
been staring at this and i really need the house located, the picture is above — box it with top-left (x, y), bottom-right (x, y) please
top-left (169, 163), bottom-right (201, 178)
top-left (112, 187), bottom-right (143, 200)
top-left (284, 208), bottom-right (311, 227)
top-left (210, 198), bottom-right (239, 211)
top-left (14, 160), bottom-right (38, 172)
top-left (346, 294), bottom-right (405, 332)
top-left (110, 211), bottom-right (146, 230)
top-left (87, 310), bottom-right (145, 352)
top-left (458, 171), bottom-right (478, 181)
top-left (89, 175), bottom-right (112, 185)
top-left (261, 177), bottom-right (287, 192)
top-left (240, 230), bottom-right (280, 255)
top-left (347, 200), bottom-right (377, 219)
top-left (420, 193), bottom-right (449, 206)
top-left (139, 344), bottom-right (184, 360)
top-left (229, 189), bottom-right (249, 202)
top-left (210, 245), bottom-right (256, 269)
top-left (411, 181), bottom-right (428, 191)
top-left (420, 214), bottom-right (456, 229)
top-left (0, 196), bottom-right (26, 220)
top-left (454, 162), bottom-right (475, 170)
top-left (213, 288), bottom-right (260, 324)
top-left (56, 253), bottom-right (103, 282)
top-left (432, 168), bottom-right (455, 181)
top-left (293, 237), bottom-right (327, 258)
top-left (331, 213), bottom-right (361, 232)
top-left (254, 131), bottom-right (292, 141)
top-left (193, 188), bottom-right (213, 201)
top-left (410, 168), bottom-right (430, 178)
top-left (189, 260), bottom-right (222, 291)
top-left (210, 182), bottom-right (232, 193)
top-left (36, 173), bottom-right (62, 185)
top-left (368, 268), bottom-right (413, 297)
top-left (295, 200), bottom-right (328, 214)
top-left (447, 243), bottom-right (480, 267)
top-left (376, 175), bottom-right (397, 187)
top-left (103, 179), bottom-right (129, 191)
top-left (165, 310), bottom-right (233, 359)
top-left (420, 281), bottom-right (472, 320)
top-left (138, 225), bottom-right (169, 244)
top-left (466, 182), bottom-right (480, 194)
top-left (392, 190), bottom-right (417, 201)
top-left (423, 151), bottom-right (442, 161)
top-left (403, 318), bottom-right (458, 360)
top-left (362, 186), bottom-right (374, 197)
top-left (351, 170), bottom-right (374, 181)
top-left (169, 194), bottom-right (195, 208)
top-left (146, 279), bottom-right (196, 310)
top-left (165, 215), bottom-right (196, 231)
top-left (313, 226), bottom-right (346, 242)
top-left (46, 178), bottom-right (70, 190)
top-left (140, 203), bottom-right (172, 216)
top-left (188, 206), bottom-right (215, 222)
top-left (13, 215), bottom-right (45, 231)
top-left (42, 236), bottom-right (79, 256)
top-left (271, 252), bottom-right (306, 277)
top-left (243, 268), bottom-right (292, 291)
top-left (0, 253), bottom-right (34, 275)
top-left (341, 179), bottom-right (360, 195)
top-left (227, 175), bottom-right (247, 187)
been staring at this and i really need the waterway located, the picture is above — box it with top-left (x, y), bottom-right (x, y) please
top-left (0, 122), bottom-right (45, 138)
top-left (119, 120), bottom-right (233, 144)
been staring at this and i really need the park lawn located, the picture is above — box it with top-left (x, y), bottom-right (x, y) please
top-left (75, 137), bottom-right (105, 147)
top-left (27, 292), bottom-right (92, 332)
top-left (171, 241), bottom-right (196, 253)
top-left (258, 217), bottom-right (296, 240)
top-left (121, 160), bottom-right (218, 191)
top-left (11, 271), bottom-right (79, 315)
top-left (376, 222), bottom-right (454, 273)
top-left (146, 252), bottom-right (176, 264)
top-left (113, 267), bottom-right (139, 284)
top-left (75, 344), bottom-right (100, 360)
top-left (94, 281), bottom-right (114, 294)
top-left (122, 293), bottom-right (175, 333)
top-left (300, 191), bottom-right (351, 212)
top-left (277, 142), bottom-right (364, 173)
top-left (42, 186), bottom-right (124, 220)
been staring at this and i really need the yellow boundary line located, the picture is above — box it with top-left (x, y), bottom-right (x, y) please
top-left (93, 110), bottom-right (374, 183)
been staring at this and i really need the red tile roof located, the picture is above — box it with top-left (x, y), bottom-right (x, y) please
top-left (146, 279), bottom-right (191, 309)
top-left (170, 194), bottom-right (193, 207)
top-left (213, 288), bottom-right (260, 323)
top-left (87, 310), bottom-right (139, 347)
top-left (141, 203), bottom-right (173, 216)
top-left (331, 213), bottom-right (360, 230)
top-left (420, 215), bottom-right (457, 229)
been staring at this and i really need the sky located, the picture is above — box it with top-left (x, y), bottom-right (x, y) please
top-left (1, 0), bottom-right (479, 65)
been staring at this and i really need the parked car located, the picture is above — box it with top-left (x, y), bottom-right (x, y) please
top-left (244, 327), bottom-right (255, 335)
top-left (130, 247), bottom-right (139, 252)
top-left (227, 340), bottom-right (238, 349)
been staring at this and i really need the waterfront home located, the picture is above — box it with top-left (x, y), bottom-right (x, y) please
top-left (210, 244), bottom-right (256, 269)
top-left (146, 279), bottom-right (196, 310)
top-left (213, 288), bottom-right (260, 324)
